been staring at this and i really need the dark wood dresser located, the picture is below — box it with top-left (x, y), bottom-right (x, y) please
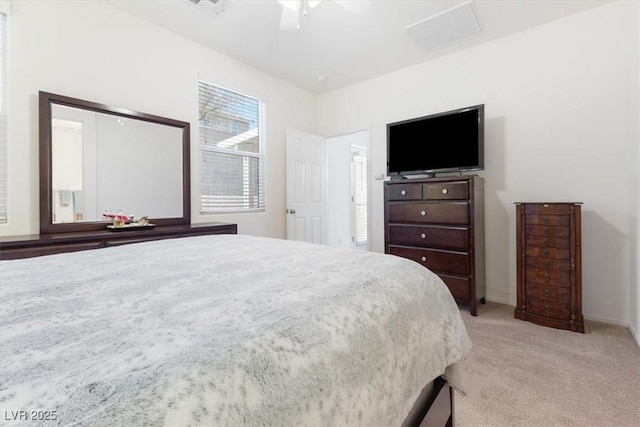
top-left (384, 175), bottom-right (485, 316)
top-left (0, 222), bottom-right (237, 260)
top-left (514, 203), bottom-right (584, 333)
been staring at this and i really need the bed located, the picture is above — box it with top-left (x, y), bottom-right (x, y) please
top-left (0, 234), bottom-right (472, 426)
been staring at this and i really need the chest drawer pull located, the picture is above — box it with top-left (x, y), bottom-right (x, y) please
top-left (420, 233), bottom-right (426, 239)
top-left (421, 256), bottom-right (427, 262)
top-left (543, 217), bottom-right (550, 225)
top-left (544, 288), bottom-right (551, 297)
top-left (543, 249), bottom-right (550, 257)
top-left (544, 261), bottom-right (551, 268)
top-left (544, 273), bottom-right (550, 282)
top-left (544, 304), bottom-right (551, 313)
top-left (544, 239), bottom-right (550, 246)
top-left (420, 210), bottom-right (426, 216)
top-left (442, 188), bottom-right (448, 195)
top-left (401, 190), bottom-right (407, 196)
top-left (544, 228), bottom-right (550, 236)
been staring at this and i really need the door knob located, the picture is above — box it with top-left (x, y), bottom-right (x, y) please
top-left (287, 209), bottom-right (296, 214)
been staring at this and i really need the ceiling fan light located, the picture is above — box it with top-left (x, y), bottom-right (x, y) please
top-left (308, 0), bottom-right (322, 8)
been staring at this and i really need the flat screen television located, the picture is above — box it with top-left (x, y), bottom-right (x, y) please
top-left (386, 104), bottom-right (484, 178)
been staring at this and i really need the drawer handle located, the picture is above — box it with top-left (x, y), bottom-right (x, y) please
top-left (543, 249), bottom-right (550, 257)
top-left (544, 228), bottom-right (550, 236)
top-left (544, 288), bottom-right (551, 297)
top-left (420, 233), bottom-right (426, 239)
top-left (543, 217), bottom-right (550, 225)
top-left (420, 210), bottom-right (426, 216)
top-left (442, 188), bottom-right (448, 195)
top-left (544, 239), bottom-right (550, 247)
top-left (544, 304), bottom-right (551, 313)
top-left (401, 190), bottom-right (407, 196)
top-left (421, 256), bottom-right (427, 262)
top-left (544, 261), bottom-right (551, 268)
top-left (544, 273), bottom-right (550, 282)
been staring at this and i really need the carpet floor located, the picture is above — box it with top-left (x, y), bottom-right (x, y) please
top-left (455, 302), bottom-right (640, 427)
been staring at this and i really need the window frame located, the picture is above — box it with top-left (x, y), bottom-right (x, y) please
top-left (198, 80), bottom-right (266, 214)
top-left (0, 11), bottom-right (7, 224)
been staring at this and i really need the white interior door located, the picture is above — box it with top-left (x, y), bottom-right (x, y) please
top-left (286, 129), bottom-right (327, 243)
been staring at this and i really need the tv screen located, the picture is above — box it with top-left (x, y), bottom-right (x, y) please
top-left (387, 104), bottom-right (484, 177)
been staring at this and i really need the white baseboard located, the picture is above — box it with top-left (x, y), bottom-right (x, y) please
top-left (582, 313), bottom-right (628, 327)
top-left (485, 287), bottom-right (514, 306)
top-left (629, 323), bottom-right (640, 347)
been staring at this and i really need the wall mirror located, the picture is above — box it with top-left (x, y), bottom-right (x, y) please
top-left (40, 91), bottom-right (191, 234)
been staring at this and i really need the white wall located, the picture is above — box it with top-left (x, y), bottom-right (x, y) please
top-left (1, 0), bottom-right (316, 238)
top-left (326, 134), bottom-right (352, 249)
top-left (629, 1), bottom-right (640, 343)
top-left (317, 1), bottom-right (638, 327)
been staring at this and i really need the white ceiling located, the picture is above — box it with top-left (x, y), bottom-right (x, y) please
top-left (108, 0), bottom-right (613, 94)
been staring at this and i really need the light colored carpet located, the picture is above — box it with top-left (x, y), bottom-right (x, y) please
top-left (455, 302), bottom-right (640, 427)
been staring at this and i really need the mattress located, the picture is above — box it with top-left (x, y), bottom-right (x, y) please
top-left (0, 234), bottom-right (472, 426)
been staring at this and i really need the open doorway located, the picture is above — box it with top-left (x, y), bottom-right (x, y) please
top-left (326, 130), bottom-right (369, 251)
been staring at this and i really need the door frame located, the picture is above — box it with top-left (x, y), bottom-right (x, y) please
top-left (325, 129), bottom-right (371, 251)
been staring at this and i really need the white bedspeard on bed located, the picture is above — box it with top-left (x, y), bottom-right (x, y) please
top-left (0, 234), bottom-right (472, 426)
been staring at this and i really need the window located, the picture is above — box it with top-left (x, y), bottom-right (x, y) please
top-left (198, 81), bottom-right (265, 212)
top-left (0, 12), bottom-right (7, 224)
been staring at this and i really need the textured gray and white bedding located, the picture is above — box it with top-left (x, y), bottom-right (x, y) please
top-left (0, 234), bottom-right (472, 426)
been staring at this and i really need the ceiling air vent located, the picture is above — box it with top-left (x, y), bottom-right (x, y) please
top-left (405, 1), bottom-right (482, 53)
top-left (188, 0), bottom-right (230, 15)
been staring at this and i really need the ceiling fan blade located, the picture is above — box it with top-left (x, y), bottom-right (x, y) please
top-left (279, 6), bottom-right (299, 31)
top-left (334, 0), bottom-right (371, 15)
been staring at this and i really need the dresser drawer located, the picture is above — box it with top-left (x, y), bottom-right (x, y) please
top-left (526, 281), bottom-right (571, 303)
top-left (424, 181), bottom-right (469, 200)
top-left (525, 215), bottom-right (570, 226)
top-left (525, 225), bottom-right (570, 238)
top-left (524, 204), bottom-right (573, 215)
top-left (387, 183), bottom-right (423, 201)
top-left (438, 273), bottom-right (470, 301)
top-left (388, 202), bottom-right (469, 225)
top-left (387, 224), bottom-right (469, 251)
top-left (525, 235), bottom-right (570, 249)
top-left (105, 235), bottom-right (179, 247)
top-left (525, 267), bottom-right (571, 287)
top-left (527, 298), bottom-right (571, 320)
top-left (0, 242), bottom-right (102, 259)
top-left (525, 246), bottom-right (570, 260)
top-left (388, 246), bottom-right (469, 275)
top-left (525, 257), bottom-right (570, 271)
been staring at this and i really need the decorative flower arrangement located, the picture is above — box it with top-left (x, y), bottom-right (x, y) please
top-left (103, 210), bottom-right (151, 229)
top-left (102, 210), bottom-right (131, 227)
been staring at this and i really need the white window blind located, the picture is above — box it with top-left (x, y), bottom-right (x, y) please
top-left (198, 81), bottom-right (265, 212)
top-left (352, 149), bottom-right (367, 245)
top-left (0, 13), bottom-right (7, 224)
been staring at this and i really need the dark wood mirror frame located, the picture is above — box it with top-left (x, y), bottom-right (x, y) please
top-left (39, 91), bottom-right (191, 234)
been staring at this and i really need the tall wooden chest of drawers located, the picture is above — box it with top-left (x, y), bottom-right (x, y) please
top-left (514, 203), bottom-right (584, 333)
top-left (384, 175), bottom-right (485, 316)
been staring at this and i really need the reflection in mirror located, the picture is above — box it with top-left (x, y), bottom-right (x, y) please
top-left (51, 105), bottom-right (183, 224)
top-left (40, 91), bottom-right (191, 234)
